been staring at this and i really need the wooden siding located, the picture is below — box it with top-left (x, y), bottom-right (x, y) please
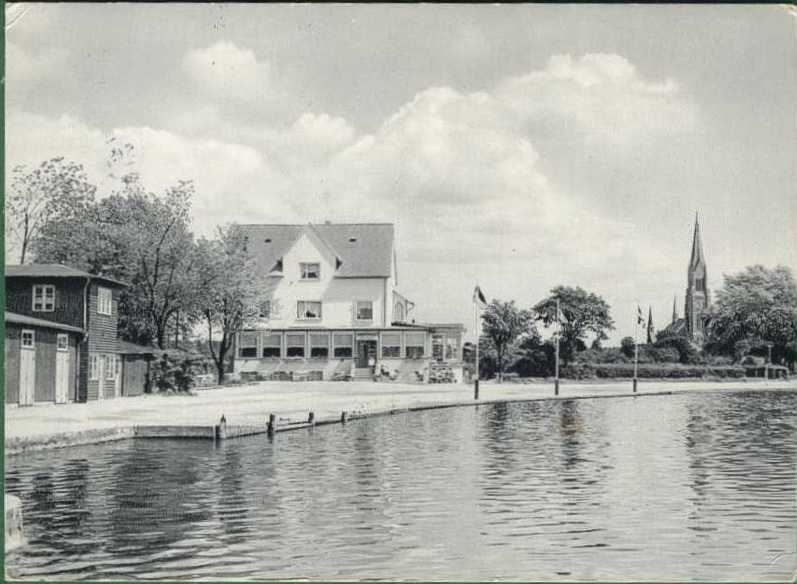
top-left (122, 356), bottom-right (150, 397)
top-left (4, 323), bottom-right (79, 404)
top-left (5, 277), bottom-right (87, 329)
top-left (5, 328), bottom-right (20, 404)
top-left (87, 283), bottom-right (120, 354)
top-left (77, 341), bottom-right (90, 402)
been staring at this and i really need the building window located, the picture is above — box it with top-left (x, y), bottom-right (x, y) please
top-left (21, 329), bottom-right (35, 349)
top-left (32, 285), bottom-right (55, 312)
top-left (297, 301), bottom-right (322, 320)
top-left (394, 302), bottom-right (405, 322)
top-left (106, 355), bottom-right (117, 380)
top-left (381, 332), bottom-right (402, 358)
top-left (406, 332), bottom-right (425, 359)
top-left (333, 332), bottom-right (353, 358)
top-left (90, 354), bottom-right (100, 380)
top-left (97, 287), bottom-right (112, 315)
top-left (57, 334), bottom-right (69, 352)
top-left (286, 333), bottom-right (306, 357)
top-left (445, 336), bottom-right (458, 360)
top-left (300, 262), bottom-right (320, 280)
top-left (356, 300), bottom-right (373, 321)
top-left (261, 333), bottom-right (281, 358)
top-left (310, 332), bottom-right (330, 358)
top-left (238, 333), bottom-right (258, 358)
top-left (259, 300), bottom-right (271, 319)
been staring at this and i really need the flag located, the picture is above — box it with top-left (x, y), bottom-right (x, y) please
top-left (473, 285), bottom-right (487, 308)
top-left (637, 305), bottom-right (644, 325)
top-left (647, 306), bottom-right (654, 344)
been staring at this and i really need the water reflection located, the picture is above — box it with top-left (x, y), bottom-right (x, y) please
top-left (5, 390), bottom-right (797, 581)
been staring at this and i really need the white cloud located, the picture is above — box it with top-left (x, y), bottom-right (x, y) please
top-left (182, 41), bottom-right (271, 102)
top-left (6, 41), bottom-right (69, 89)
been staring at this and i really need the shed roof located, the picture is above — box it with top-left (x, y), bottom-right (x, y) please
top-left (5, 264), bottom-right (127, 287)
top-left (237, 223), bottom-right (394, 278)
top-left (5, 311), bottom-right (84, 334)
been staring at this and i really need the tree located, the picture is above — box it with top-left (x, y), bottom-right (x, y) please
top-left (195, 224), bottom-right (267, 384)
top-left (707, 265), bottom-right (797, 368)
top-left (480, 300), bottom-right (535, 382)
top-left (6, 158), bottom-right (96, 264)
top-left (620, 336), bottom-right (635, 359)
top-left (534, 286), bottom-right (615, 365)
top-left (33, 172), bottom-right (199, 348)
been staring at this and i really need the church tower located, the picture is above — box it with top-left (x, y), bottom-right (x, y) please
top-left (684, 214), bottom-right (709, 343)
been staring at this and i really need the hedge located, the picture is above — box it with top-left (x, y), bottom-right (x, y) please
top-left (560, 362), bottom-right (746, 380)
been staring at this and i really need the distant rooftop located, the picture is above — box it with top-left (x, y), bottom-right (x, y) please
top-left (5, 264), bottom-right (127, 287)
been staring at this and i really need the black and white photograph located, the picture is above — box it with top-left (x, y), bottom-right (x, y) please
top-left (3, 3), bottom-right (797, 581)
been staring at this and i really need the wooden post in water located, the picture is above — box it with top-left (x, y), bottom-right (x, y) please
top-left (341, 411), bottom-right (348, 424)
top-left (308, 411), bottom-right (315, 425)
top-left (215, 414), bottom-right (227, 441)
top-left (267, 414), bottom-right (276, 436)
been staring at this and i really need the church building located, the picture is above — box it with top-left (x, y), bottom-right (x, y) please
top-left (661, 215), bottom-right (710, 345)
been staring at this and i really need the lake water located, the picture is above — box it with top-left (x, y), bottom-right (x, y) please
top-left (5, 390), bottom-right (797, 581)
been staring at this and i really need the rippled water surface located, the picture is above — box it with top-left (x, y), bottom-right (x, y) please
top-left (6, 390), bottom-right (797, 581)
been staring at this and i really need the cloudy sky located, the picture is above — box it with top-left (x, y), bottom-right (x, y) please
top-left (6, 4), bottom-right (796, 342)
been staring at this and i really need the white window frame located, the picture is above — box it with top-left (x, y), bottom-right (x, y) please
top-left (261, 332), bottom-right (282, 358)
top-left (286, 332), bottom-right (306, 358)
top-left (310, 332), bottom-right (330, 358)
top-left (21, 329), bottom-right (35, 349)
top-left (97, 287), bottom-right (113, 316)
top-left (333, 332), bottom-right (354, 358)
top-left (405, 332), bottom-right (426, 359)
top-left (297, 301), bottom-right (322, 321)
top-left (355, 300), bottom-right (374, 321)
top-left (90, 354), bottom-right (100, 380)
top-left (105, 355), bottom-right (117, 381)
top-left (32, 285), bottom-right (55, 312)
top-left (300, 262), bottom-right (321, 280)
top-left (56, 334), bottom-right (69, 352)
top-left (238, 332), bottom-right (258, 359)
top-left (381, 332), bottom-right (402, 358)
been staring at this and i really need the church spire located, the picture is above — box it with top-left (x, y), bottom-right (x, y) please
top-left (689, 212), bottom-right (705, 268)
top-left (672, 295), bottom-right (678, 324)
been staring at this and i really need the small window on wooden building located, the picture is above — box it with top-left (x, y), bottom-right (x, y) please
top-left (405, 332), bottom-right (425, 359)
top-left (21, 329), bottom-right (35, 349)
top-left (356, 300), bottom-right (373, 321)
top-left (381, 332), bottom-right (402, 358)
top-left (97, 287), bottom-right (113, 315)
top-left (310, 332), bottom-right (329, 358)
top-left (238, 333), bottom-right (258, 358)
top-left (333, 332), bottom-right (353, 358)
top-left (106, 355), bottom-right (117, 380)
top-left (90, 354), bottom-right (100, 380)
top-left (32, 285), bottom-right (55, 312)
top-left (286, 333), bottom-right (306, 357)
top-left (261, 333), bottom-right (281, 358)
top-left (57, 334), bottom-right (69, 351)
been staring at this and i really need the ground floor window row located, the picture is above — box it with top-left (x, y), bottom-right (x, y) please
top-left (89, 353), bottom-right (121, 381)
top-left (238, 330), bottom-right (460, 361)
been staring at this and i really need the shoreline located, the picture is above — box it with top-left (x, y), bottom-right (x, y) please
top-left (6, 378), bottom-right (796, 456)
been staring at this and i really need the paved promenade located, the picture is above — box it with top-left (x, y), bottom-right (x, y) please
top-left (6, 378), bottom-right (795, 454)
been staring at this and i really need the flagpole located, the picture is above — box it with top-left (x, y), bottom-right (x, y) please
top-left (633, 307), bottom-right (639, 393)
top-left (474, 300), bottom-right (480, 401)
top-left (554, 298), bottom-right (560, 396)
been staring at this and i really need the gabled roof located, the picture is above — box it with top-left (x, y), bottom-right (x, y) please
top-left (238, 223), bottom-right (394, 278)
top-left (5, 264), bottom-right (127, 287)
top-left (5, 311), bottom-right (84, 334)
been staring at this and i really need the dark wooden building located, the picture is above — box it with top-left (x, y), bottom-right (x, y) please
top-left (5, 264), bottom-right (127, 405)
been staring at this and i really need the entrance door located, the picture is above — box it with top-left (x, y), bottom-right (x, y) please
top-left (356, 340), bottom-right (377, 368)
top-left (55, 334), bottom-right (69, 404)
top-left (19, 329), bottom-right (36, 406)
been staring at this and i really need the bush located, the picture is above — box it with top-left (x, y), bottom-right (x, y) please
top-left (573, 363), bottom-right (746, 379)
top-left (152, 352), bottom-right (197, 393)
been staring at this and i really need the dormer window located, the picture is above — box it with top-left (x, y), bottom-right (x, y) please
top-left (297, 301), bottom-right (322, 320)
top-left (300, 262), bottom-right (320, 280)
top-left (32, 285), bottom-right (55, 312)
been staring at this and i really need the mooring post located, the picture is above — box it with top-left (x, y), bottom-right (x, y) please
top-left (215, 414), bottom-right (227, 441)
top-left (341, 411), bottom-right (348, 424)
top-left (474, 379), bottom-right (479, 401)
top-left (267, 413), bottom-right (276, 436)
top-left (555, 378), bottom-right (560, 396)
top-left (308, 411), bottom-right (315, 425)
top-left (633, 378), bottom-right (638, 393)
